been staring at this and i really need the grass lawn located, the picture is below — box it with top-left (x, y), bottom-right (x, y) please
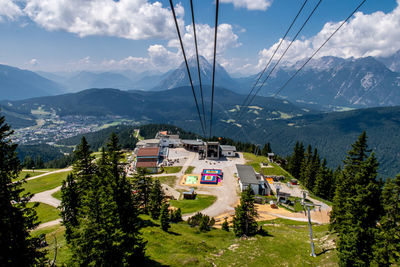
top-left (23, 171), bottom-right (71, 195)
top-left (32, 216), bottom-right (338, 266)
top-left (52, 190), bottom-right (62, 201)
top-left (185, 166), bottom-right (195, 174)
top-left (15, 171), bottom-right (43, 181)
top-left (153, 176), bottom-right (177, 188)
top-left (28, 202), bottom-right (60, 224)
top-left (32, 225), bottom-right (71, 265)
top-left (243, 153), bottom-right (293, 180)
top-left (170, 194), bottom-right (217, 214)
top-left (162, 166), bottom-right (183, 174)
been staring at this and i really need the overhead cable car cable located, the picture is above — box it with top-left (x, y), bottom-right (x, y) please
top-left (169, 0), bottom-right (206, 136)
top-left (190, 0), bottom-right (207, 132)
top-left (244, 0), bottom-right (323, 109)
top-left (209, 0), bottom-right (220, 138)
top-left (238, 0), bottom-right (309, 120)
top-left (273, 0), bottom-right (367, 97)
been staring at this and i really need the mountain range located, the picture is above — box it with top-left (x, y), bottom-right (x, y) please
top-left (1, 86), bottom-right (400, 177)
top-left (2, 51), bottom-right (400, 109)
top-left (0, 64), bottom-right (65, 100)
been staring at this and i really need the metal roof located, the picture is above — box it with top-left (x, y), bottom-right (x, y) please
top-left (181, 139), bottom-right (204, 146)
top-left (220, 145), bottom-right (236, 151)
top-left (137, 147), bottom-right (160, 157)
top-left (236, 164), bottom-right (259, 184)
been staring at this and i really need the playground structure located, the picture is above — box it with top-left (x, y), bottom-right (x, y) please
top-left (180, 169), bottom-right (224, 186)
top-left (200, 169), bottom-right (223, 185)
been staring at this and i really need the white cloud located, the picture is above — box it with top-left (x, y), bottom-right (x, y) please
top-left (221, 0), bottom-right (273, 11)
top-left (0, 0), bottom-right (23, 21)
top-left (257, 0), bottom-right (400, 69)
top-left (168, 23), bottom-right (240, 62)
top-left (29, 58), bottom-right (38, 66)
top-left (23, 0), bottom-right (184, 40)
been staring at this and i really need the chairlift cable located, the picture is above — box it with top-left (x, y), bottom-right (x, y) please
top-left (169, 0), bottom-right (206, 136)
top-left (209, 0), bottom-right (220, 138)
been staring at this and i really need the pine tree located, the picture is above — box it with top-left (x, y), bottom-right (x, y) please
top-left (149, 179), bottom-right (164, 220)
top-left (288, 141), bottom-right (304, 179)
top-left (73, 136), bottom-right (95, 190)
top-left (160, 203), bottom-right (170, 232)
top-left (0, 114), bottom-right (46, 266)
top-left (373, 175), bottom-right (400, 265)
top-left (23, 155), bottom-right (34, 169)
top-left (60, 173), bottom-right (80, 243)
top-left (331, 131), bottom-right (370, 232)
top-left (222, 218), bottom-right (229, 231)
top-left (331, 132), bottom-right (382, 266)
top-left (170, 208), bottom-right (183, 223)
top-left (132, 169), bottom-right (153, 213)
top-left (233, 186), bottom-right (258, 237)
top-left (313, 159), bottom-right (335, 200)
top-left (261, 142), bottom-right (272, 156)
top-left (35, 155), bottom-right (44, 169)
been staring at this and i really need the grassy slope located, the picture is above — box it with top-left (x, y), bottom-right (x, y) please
top-left (23, 171), bottom-right (70, 194)
top-left (52, 190), bottom-right (62, 201)
top-left (28, 202), bottom-right (60, 224)
top-left (170, 195), bottom-right (217, 214)
top-left (15, 171), bottom-right (43, 181)
top-left (162, 166), bottom-right (183, 174)
top-left (185, 166), bottom-right (195, 174)
top-left (152, 176), bottom-right (177, 188)
top-left (243, 153), bottom-right (293, 179)
top-left (33, 217), bottom-right (337, 266)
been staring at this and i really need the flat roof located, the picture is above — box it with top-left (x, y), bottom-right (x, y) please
top-left (137, 147), bottom-right (160, 157)
top-left (220, 145), bottom-right (236, 151)
top-left (136, 161), bottom-right (157, 168)
top-left (181, 139), bottom-right (204, 146)
top-left (236, 164), bottom-right (259, 184)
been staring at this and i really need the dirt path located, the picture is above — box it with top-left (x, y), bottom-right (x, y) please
top-left (30, 186), bottom-right (61, 208)
top-left (36, 219), bottom-right (62, 230)
top-left (25, 168), bottom-right (72, 181)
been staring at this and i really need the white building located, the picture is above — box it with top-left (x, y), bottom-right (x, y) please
top-left (236, 164), bottom-right (271, 195)
top-left (220, 145), bottom-right (236, 157)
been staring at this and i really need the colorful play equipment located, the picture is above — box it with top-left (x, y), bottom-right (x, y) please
top-left (202, 169), bottom-right (223, 177)
top-left (200, 169), bottom-right (223, 185)
top-left (200, 175), bottom-right (218, 185)
top-left (185, 175), bottom-right (198, 185)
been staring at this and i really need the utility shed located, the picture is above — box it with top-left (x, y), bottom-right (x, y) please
top-left (236, 164), bottom-right (259, 194)
top-left (220, 145), bottom-right (236, 157)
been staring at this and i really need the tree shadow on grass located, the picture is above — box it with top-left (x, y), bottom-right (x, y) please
top-left (165, 230), bottom-right (181, 236)
top-left (257, 228), bottom-right (273, 237)
top-left (316, 248), bottom-right (334, 256)
top-left (142, 257), bottom-right (169, 267)
top-left (140, 219), bottom-right (160, 228)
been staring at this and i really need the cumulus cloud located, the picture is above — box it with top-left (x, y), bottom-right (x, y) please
top-left (98, 23), bottom-right (241, 72)
top-left (221, 0), bottom-right (273, 11)
top-left (23, 0), bottom-right (183, 40)
top-left (257, 0), bottom-right (400, 69)
top-left (29, 58), bottom-right (38, 66)
top-left (0, 0), bottom-right (23, 21)
top-left (168, 23), bottom-right (240, 62)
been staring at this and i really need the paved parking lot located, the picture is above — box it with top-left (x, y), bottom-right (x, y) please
top-left (167, 148), bottom-right (245, 218)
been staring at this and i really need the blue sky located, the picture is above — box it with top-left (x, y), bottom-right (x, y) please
top-left (0, 0), bottom-right (398, 75)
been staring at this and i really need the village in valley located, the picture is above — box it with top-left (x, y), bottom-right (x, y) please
top-left (126, 129), bottom-right (331, 225)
